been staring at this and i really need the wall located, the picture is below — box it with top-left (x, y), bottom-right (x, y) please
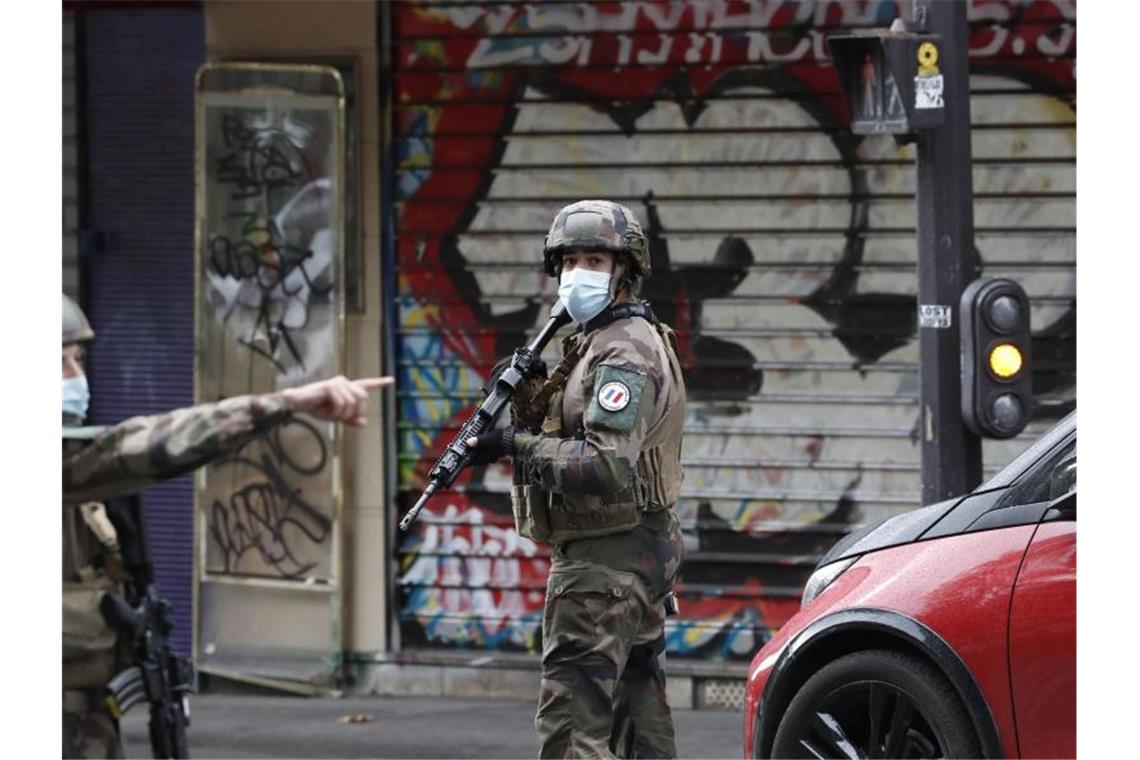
top-left (390, 0), bottom-right (1076, 663)
top-left (203, 0), bottom-right (389, 659)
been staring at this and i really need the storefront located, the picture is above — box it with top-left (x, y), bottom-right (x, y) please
top-left (68, 0), bottom-right (1076, 697)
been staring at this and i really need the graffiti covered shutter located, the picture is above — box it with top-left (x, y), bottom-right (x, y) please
top-left (389, 0), bottom-right (1075, 661)
top-left (81, 7), bottom-right (205, 655)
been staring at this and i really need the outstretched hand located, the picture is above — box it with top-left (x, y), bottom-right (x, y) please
top-left (282, 375), bottom-right (394, 427)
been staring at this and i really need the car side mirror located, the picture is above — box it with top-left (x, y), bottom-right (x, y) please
top-left (1046, 489), bottom-right (1076, 519)
top-left (1048, 454), bottom-right (1076, 501)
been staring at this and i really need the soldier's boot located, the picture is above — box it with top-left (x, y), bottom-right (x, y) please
top-left (62, 690), bottom-right (124, 759)
top-left (610, 636), bottom-right (676, 759)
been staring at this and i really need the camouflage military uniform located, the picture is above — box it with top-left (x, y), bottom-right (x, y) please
top-left (62, 394), bottom-right (290, 758)
top-left (513, 309), bottom-right (686, 759)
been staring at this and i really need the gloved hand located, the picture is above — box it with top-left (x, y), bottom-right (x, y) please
top-left (465, 427), bottom-right (517, 465)
top-left (484, 353), bottom-right (549, 435)
top-left (483, 351), bottom-right (548, 395)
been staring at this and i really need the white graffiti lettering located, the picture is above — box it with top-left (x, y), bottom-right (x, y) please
top-left (444, 1), bottom-right (1077, 70)
top-left (538, 35), bottom-right (593, 67)
top-left (617, 33), bottom-right (635, 67)
top-left (639, 33), bottom-right (674, 66)
top-left (403, 503), bottom-right (543, 590)
top-left (403, 504), bottom-right (547, 635)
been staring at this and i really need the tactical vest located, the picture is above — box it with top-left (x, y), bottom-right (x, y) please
top-left (62, 430), bottom-right (130, 691)
top-left (512, 303), bottom-right (686, 544)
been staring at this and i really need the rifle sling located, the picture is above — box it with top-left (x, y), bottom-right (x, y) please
top-left (524, 300), bottom-right (656, 424)
top-left (523, 340), bottom-right (584, 425)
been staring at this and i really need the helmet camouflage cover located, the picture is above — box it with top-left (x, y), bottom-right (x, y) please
top-left (63, 293), bottom-right (95, 345)
top-left (542, 199), bottom-right (650, 281)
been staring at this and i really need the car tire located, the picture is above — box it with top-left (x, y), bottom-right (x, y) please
top-left (770, 648), bottom-right (981, 759)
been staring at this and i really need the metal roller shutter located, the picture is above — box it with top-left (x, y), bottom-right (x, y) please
top-left (81, 7), bottom-right (205, 656)
top-left (388, 0), bottom-right (1075, 662)
top-left (63, 12), bottom-right (81, 300)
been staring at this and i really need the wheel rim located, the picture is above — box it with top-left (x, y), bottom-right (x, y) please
top-left (788, 680), bottom-right (948, 759)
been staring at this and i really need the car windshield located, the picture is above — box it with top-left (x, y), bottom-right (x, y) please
top-left (976, 410), bottom-right (1075, 492)
top-left (995, 435), bottom-right (1075, 508)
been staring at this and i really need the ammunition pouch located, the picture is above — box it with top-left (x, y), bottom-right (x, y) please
top-left (62, 579), bottom-right (121, 689)
top-left (546, 492), bottom-right (641, 544)
top-left (634, 442), bottom-right (681, 513)
top-left (511, 481), bottom-right (552, 542)
top-left (511, 388), bottom-right (564, 541)
top-left (515, 474), bottom-right (643, 545)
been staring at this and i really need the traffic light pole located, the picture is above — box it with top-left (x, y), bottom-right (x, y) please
top-left (913, 0), bottom-right (983, 502)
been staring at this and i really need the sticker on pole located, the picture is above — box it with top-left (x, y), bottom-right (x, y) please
top-left (917, 42), bottom-right (940, 76)
top-left (597, 381), bottom-right (632, 412)
top-left (919, 304), bottom-right (952, 329)
top-left (914, 74), bottom-right (944, 110)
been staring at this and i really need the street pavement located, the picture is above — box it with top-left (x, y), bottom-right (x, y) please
top-left (123, 693), bottom-right (745, 759)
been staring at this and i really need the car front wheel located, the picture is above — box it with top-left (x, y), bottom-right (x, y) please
top-left (770, 649), bottom-right (981, 759)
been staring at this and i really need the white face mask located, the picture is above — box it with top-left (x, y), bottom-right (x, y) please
top-left (558, 267), bottom-right (613, 323)
top-left (62, 374), bottom-right (90, 423)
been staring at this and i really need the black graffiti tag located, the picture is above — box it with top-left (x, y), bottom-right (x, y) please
top-left (215, 114), bottom-right (306, 200)
top-left (208, 215), bottom-right (333, 372)
top-left (208, 416), bottom-right (332, 579)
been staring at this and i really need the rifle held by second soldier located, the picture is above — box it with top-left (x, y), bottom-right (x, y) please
top-left (102, 495), bottom-right (194, 759)
top-left (399, 300), bottom-right (571, 531)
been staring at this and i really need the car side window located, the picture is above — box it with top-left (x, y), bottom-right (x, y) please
top-left (997, 437), bottom-right (1076, 508)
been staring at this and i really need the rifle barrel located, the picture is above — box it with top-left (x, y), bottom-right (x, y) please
top-left (399, 482), bottom-right (437, 531)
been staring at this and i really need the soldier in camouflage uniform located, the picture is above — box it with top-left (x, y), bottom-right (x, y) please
top-left (61, 294), bottom-right (391, 758)
top-left (467, 201), bottom-right (686, 758)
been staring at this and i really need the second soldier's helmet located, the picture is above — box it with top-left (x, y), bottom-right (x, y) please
top-left (63, 294), bottom-right (95, 345)
top-left (542, 200), bottom-right (650, 288)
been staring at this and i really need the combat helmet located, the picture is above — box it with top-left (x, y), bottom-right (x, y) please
top-left (542, 200), bottom-right (650, 294)
top-left (63, 293), bottom-right (95, 345)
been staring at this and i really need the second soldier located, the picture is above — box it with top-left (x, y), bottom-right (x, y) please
top-left (466, 200), bottom-right (686, 758)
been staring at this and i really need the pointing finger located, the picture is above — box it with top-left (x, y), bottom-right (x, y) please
top-left (355, 377), bottom-right (395, 391)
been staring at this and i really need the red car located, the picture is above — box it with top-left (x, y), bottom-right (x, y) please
top-left (744, 411), bottom-right (1075, 759)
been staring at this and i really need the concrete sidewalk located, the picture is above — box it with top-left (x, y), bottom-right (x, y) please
top-left (122, 692), bottom-right (745, 759)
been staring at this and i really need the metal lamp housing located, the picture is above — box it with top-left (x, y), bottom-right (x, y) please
top-left (827, 31), bottom-right (947, 136)
top-left (960, 278), bottom-right (1034, 439)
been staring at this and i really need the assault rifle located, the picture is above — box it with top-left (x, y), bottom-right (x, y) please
top-left (400, 300), bottom-right (571, 531)
top-left (101, 495), bottom-right (194, 759)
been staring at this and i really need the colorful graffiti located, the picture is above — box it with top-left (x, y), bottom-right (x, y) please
top-left (390, 0), bottom-right (1076, 661)
top-left (399, 497), bottom-right (550, 649)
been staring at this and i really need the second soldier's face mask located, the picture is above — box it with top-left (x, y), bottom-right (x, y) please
top-left (62, 374), bottom-right (90, 424)
top-left (558, 266), bottom-right (613, 323)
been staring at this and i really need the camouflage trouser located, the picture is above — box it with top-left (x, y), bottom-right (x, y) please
top-left (535, 513), bottom-right (683, 759)
top-left (62, 689), bottom-right (123, 759)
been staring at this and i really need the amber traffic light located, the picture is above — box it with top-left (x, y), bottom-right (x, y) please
top-left (960, 279), bottom-right (1033, 438)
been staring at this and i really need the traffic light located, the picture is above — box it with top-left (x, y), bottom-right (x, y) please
top-left (960, 278), bottom-right (1033, 438)
top-left (827, 30), bottom-right (946, 136)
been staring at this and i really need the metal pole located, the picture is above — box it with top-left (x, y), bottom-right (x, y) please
top-left (913, 0), bottom-right (982, 502)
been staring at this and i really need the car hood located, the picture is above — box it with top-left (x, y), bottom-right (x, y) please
top-left (816, 496), bottom-right (963, 567)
